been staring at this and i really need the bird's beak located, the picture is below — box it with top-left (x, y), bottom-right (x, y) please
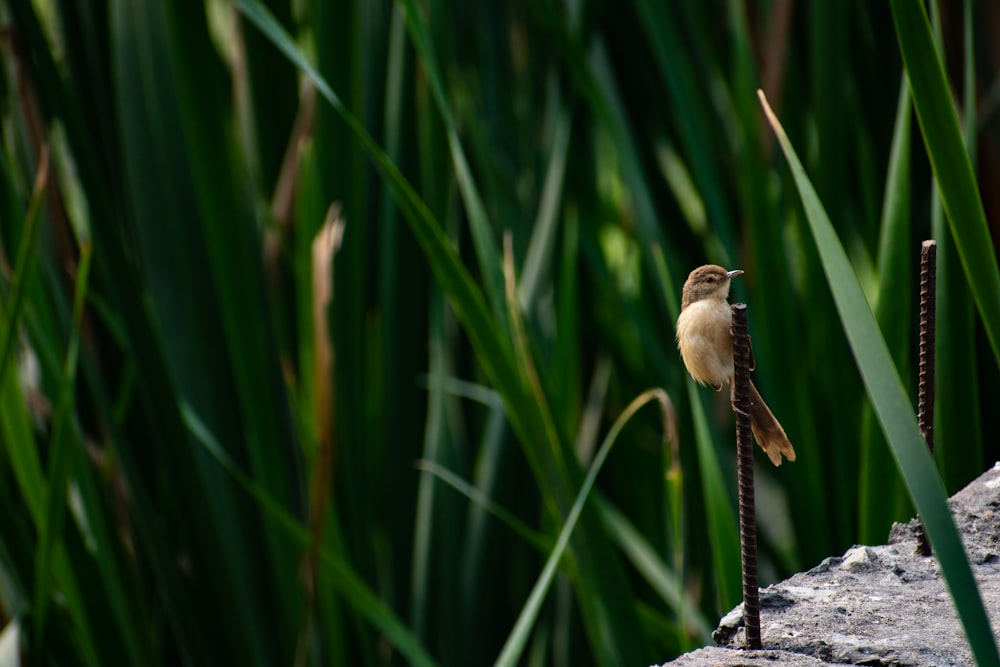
top-left (726, 269), bottom-right (744, 279)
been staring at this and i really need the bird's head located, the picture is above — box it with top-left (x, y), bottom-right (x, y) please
top-left (681, 264), bottom-right (743, 310)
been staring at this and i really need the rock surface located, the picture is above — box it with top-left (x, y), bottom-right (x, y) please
top-left (656, 462), bottom-right (1000, 667)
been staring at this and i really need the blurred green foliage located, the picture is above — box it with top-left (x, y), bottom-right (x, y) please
top-left (1, 0), bottom-right (999, 664)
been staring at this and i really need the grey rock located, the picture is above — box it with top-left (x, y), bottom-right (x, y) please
top-left (656, 462), bottom-right (1000, 666)
top-left (659, 647), bottom-right (856, 667)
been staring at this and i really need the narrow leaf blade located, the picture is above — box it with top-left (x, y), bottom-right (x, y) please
top-left (760, 89), bottom-right (1000, 667)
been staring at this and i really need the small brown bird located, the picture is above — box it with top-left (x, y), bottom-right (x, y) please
top-left (676, 264), bottom-right (796, 466)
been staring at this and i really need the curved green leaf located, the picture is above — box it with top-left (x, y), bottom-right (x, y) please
top-left (760, 90), bottom-right (1000, 667)
top-left (494, 388), bottom-right (672, 667)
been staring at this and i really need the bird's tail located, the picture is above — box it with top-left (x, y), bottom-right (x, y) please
top-left (749, 381), bottom-right (796, 466)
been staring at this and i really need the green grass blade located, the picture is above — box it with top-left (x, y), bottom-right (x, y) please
top-left (234, 0), bottom-right (524, 435)
top-left (686, 380), bottom-right (740, 609)
top-left (181, 402), bottom-right (439, 667)
top-left (808, 1), bottom-right (848, 215)
top-left (111, 0), bottom-right (283, 659)
top-left (594, 496), bottom-right (712, 644)
top-left (633, 0), bottom-right (735, 264)
top-left (550, 209), bottom-right (581, 437)
top-left (519, 102), bottom-right (572, 311)
top-left (0, 148), bottom-right (48, 394)
top-left (494, 389), bottom-right (671, 667)
top-left (409, 281), bottom-right (451, 644)
top-left (930, 190), bottom-right (982, 492)
top-left (398, 0), bottom-right (508, 327)
top-left (58, 247), bottom-right (152, 666)
top-left (0, 151), bottom-right (49, 528)
top-left (417, 460), bottom-right (555, 563)
top-left (932, 0), bottom-right (983, 493)
top-left (858, 76), bottom-right (914, 544)
top-left (0, 368), bottom-right (45, 562)
top-left (761, 90), bottom-right (1000, 667)
top-left (235, 8), bottom-right (650, 661)
top-left (33, 244), bottom-right (90, 647)
top-left (165, 0), bottom-right (302, 630)
top-left (48, 556), bottom-right (100, 666)
top-left (0, 184), bottom-right (106, 666)
top-left (889, 0), bottom-right (1000, 369)
top-left (503, 235), bottom-right (633, 665)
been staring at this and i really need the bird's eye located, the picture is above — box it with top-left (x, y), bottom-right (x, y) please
top-left (706, 276), bottom-right (716, 283)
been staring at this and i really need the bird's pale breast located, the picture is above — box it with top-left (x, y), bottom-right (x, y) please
top-left (675, 298), bottom-right (734, 387)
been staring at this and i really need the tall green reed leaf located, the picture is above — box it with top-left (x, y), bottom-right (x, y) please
top-left (931, 0), bottom-right (983, 493)
top-left (494, 389), bottom-right (672, 667)
top-left (685, 380), bottom-right (740, 608)
top-left (501, 233), bottom-right (645, 665)
top-left (0, 149), bottom-right (49, 533)
top-left (112, 0), bottom-right (282, 659)
top-left (48, 246), bottom-right (152, 665)
top-left (410, 280), bottom-right (454, 645)
top-left (397, 0), bottom-right (508, 327)
top-left (236, 3), bottom-right (650, 662)
top-left (416, 460), bottom-right (549, 553)
top-left (633, 0), bottom-right (735, 265)
top-left (889, 0), bottom-right (1000, 369)
top-left (33, 244), bottom-right (90, 646)
top-left (858, 77), bottom-right (913, 544)
top-left (594, 496), bottom-right (712, 644)
top-left (181, 402), bottom-right (439, 667)
top-left (2, 151), bottom-right (100, 667)
top-left (234, 0), bottom-right (523, 431)
top-left (761, 90), bottom-right (1000, 667)
top-left (519, 103), bottom-right (572, 312)
top-left (0, 148), bottom-right (48, 392)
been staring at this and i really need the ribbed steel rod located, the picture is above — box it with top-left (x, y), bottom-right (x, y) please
top-left (918, 240), bottom-right (937, 453)
top-left (915, 240), bottom-right (937, 557)
top-left (731, 303), bottom-right (761, 648)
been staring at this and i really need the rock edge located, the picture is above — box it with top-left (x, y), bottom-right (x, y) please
top-left (656, 462), bottom-right (1000, 667)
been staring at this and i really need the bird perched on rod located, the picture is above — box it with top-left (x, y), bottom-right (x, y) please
top-left (675, 264), bottom-right (796, 466)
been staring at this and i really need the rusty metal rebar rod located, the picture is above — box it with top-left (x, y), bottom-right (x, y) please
top-left (915, 240), bottom-right (937, 557)
top-left (918, 240), bottom-right (937, 453)
top-left (731, 303), bottom-right (761, 649)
